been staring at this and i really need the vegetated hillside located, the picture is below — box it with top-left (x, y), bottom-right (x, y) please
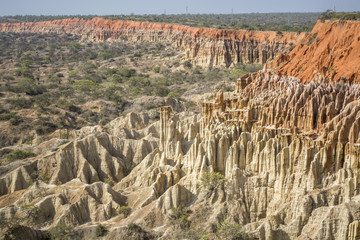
top-left (0, 31), bottom-right (260, 148)
top-left (0, 16), bottom-right (359, 240)
top-left (273, 20), bottom-right (360, 83)
top-left (0, 17), bottom-right (305, 68)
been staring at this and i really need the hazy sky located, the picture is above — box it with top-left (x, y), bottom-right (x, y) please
top-left (1, 0), bottom-right (360, 16)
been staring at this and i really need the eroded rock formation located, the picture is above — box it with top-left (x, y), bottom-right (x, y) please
top-left (272, 20), bottom-right (360, 84)
top-left (2, 71), bottom-right (358, 239)
top-left (0, 17), bottom-right (304, 67)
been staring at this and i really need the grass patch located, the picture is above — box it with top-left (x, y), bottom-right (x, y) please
top-left (5, 149), bottom-right (36, 162)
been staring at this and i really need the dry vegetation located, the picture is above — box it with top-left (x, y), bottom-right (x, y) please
top-left (0, 31), bottom-right (259, 149)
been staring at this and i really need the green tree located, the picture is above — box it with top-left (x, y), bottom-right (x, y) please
top-left (67, 42), bottom-right (83, 53)
top-left (95, 224), bottom-right (107, 237)
top-left (72, 79), bottom-right (96, 92)
top-left (118, 206), bottom-right (132, 217)
top-left (200, 172), bottom-right (225, 192)
top-left (168, 205), bottom-right (192, 230)
top-left (16, 78), bottom-right (46, 95)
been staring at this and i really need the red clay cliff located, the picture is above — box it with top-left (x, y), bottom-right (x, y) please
top-left (273, 20), bottom-right (360, 84)
top-left (0, 17), bottom-right (304, 67)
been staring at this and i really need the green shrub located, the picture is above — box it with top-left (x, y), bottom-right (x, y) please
top-left (3, 75), bottom-right (15, 81)
top-left (127, 223), bottom-right (143, 233)
top-left (57, 98), bottom-right (81, 112)
top-left (192, 66), bottom-right (202, 74)
top-left (200, 172), bottom-right (225, 192)
top-left (9, 115), bottom-right (23, 125)
top-left (47, 222), bottom-right (73, 240)
top-left (35, 120), bottom-right (58, 135)
top-left (33, 92), bottom-right (53, 109)
top-left (31, 170), bottom-right (50, 183)
top-left (14, 67), bottom-right (33, 78)
top-left (0, 112), bottom-right (14, 121)
top-left (118, 206), bottom-right (132, 217)
top-left (58, 140), bottom-right (69, 146)
top-left (167, 91), bottom-right (180, 98)
top-left (75, 118), bottom-right (86, 129)
top-left (183, 60), bottom-right (193, 69)
top-left (153, 85), bottom-right (170, 97)
top-left (126, 76), bottom-right (150, 88)
top-left (80, 62), bottom-right (97, 74)
top-left (16, 78), bottom-right (46, 95)
top-left (234, 63), bottom-right (263, 73)
top-left (72, 79), bottom-right (96, 92)
top-left (20, 204), bottom-right (41, 223)
top-left (168, 205), bottom-right (192, 230)
top-left (6, 97), bottom-right (34, 109)
top-left (67, 42), bottom-right (83, 53)
top-left (172, 61), bottom-right (180, 67)
top-left (95, 224), bottom-right (107, 237)
top-left (5, 149), bottom-right (36, 162)
top-left (153, 66), bottom-right (161, 73)
top-left (68, 70), bottom-right (78, 79)
top-left (120, 68), bottom-right (136, 78)
top-left (217, 221), bottom-right (243, 240)
top-left (229, 68), bottom-right (246, 81)
top-left (133, 51), bottom-right (142, 58)
top-left (104, 178), bottom-right (114, 186)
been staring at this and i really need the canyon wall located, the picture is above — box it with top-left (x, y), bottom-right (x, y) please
top-left (0, 17), bottom-right (304, 67)
top-left (272, 20), bottom-right (360, 84)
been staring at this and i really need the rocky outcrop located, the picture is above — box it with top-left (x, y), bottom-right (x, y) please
top-left (272, 20), bottom-right (360, 84)
top-left (0, 17), bottom-right (304, 67)
top-left (183, 72), bottom-right (359, 239)
top-left (0, 113), bottom-right (158, 197)
top-left (106, 72), bottom-right (359, 239)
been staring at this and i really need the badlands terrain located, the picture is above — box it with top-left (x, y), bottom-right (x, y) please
top-left (0, 14), bottom-right (359, 240)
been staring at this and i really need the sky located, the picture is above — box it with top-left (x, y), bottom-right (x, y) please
top-left (1, 0), bottom-right (360, 16)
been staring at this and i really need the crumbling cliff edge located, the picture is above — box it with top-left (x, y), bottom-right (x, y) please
top-left (0, 17), bottom-right (304, 67)
top-left (272, 20), bottom-right (360, 84)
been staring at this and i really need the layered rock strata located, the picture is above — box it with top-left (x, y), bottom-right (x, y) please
top-left (0, 17), bottom-right (304, 67)
top-left (272, 20), bottom-right (360, 83)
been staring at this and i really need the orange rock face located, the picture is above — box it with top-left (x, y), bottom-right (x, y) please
top-left (0, 17), bottom-right (303, 42)
top-left (273, 20), bottom-right (360, 84)
top-left (0, 17), bottom-right (304, 67)
top-left (2, 18), bottom-right (359, 83)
